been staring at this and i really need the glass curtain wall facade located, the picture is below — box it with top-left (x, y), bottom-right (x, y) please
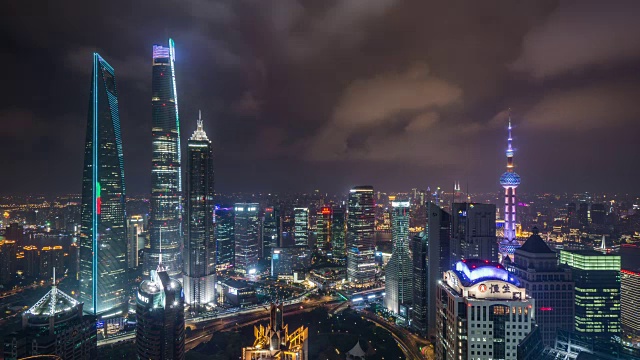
top-left (147, 39), bottom-right (183, 277)
top-left (316, 206), bottom-right (332, 252)
top-left (183, 117), bottom-right (216, 309)
top-left (331, 207), bottom-right (346, 259)
top-left (262, 207), bottom-right (281, 260)
top-left (293, 208), bottom-right (309, 247)
top-left (560, 250), bottom-right (621, 340)
top-left (234, 203), bottom-right (260, 275)
top-left (384, 199), bottom-right (412, 316)
top-left (347, 186), bottom-right (376, 287)
top-left (79, 53), bottom-right (128, 315)
top-left (425, 202), bottom-right (451, 336)
top-left (215, 206), bottom-right (234, 270)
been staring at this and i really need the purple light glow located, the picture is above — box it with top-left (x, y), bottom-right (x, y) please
top-left (153, 45), bottom-right (170, 59)
top-left (454, 261), bottom-right (518, 286)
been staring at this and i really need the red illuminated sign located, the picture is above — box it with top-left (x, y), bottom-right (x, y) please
top-left (321, 207), bottom-right (331, 215)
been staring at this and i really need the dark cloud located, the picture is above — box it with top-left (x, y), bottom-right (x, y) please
top-left (2, 0), bottom-right (640, 196)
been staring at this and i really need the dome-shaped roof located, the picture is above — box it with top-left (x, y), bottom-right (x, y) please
top-left (500, 171), bottom-right (521, 187)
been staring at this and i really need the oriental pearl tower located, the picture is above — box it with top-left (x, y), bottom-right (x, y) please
top-left (499, 113), bottom-right (521, 262)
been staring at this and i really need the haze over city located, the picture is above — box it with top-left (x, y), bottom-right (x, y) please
top-left (4, 0), bottom-right (640, 195)
top-left (2, 2), bottom-right (640, 360)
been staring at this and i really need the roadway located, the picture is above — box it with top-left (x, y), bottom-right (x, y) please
top-left (97, 289), bottom-right (320, 348)
top-left (185, 296), bottom-right (340, 351)
top-left (360, 310), bottom-right (430, 360)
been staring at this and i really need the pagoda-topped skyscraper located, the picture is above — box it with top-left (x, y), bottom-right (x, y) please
top-left (499, 112), bottom-right (521, 262)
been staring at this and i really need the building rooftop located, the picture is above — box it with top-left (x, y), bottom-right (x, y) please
top-left (453, 259), bottom-right (521, 287)
top-left (518, 227), bottom-right (554, 254)
top-left (26, 285), bottom-right (79, 317)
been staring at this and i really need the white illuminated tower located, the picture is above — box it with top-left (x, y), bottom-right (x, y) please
top-left (499, 114), bottom-right (521, 261)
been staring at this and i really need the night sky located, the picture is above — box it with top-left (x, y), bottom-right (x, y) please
top-left (3, 1), bottom-right (640, 196)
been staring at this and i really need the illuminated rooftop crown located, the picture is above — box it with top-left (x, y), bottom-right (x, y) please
top-left (453, 259), bottom-right (521, 287)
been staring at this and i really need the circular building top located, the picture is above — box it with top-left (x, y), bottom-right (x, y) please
top-left (500, 171), bottom-right (521, 187)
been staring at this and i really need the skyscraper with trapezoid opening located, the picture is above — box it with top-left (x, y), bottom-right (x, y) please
top-left (79, 53), bottom-right (128, 316)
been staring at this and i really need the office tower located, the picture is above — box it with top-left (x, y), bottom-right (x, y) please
top-left (262, 206), bottom-right (281, 259)
top-left (79, 53), bottom-right (128, 316)
top-left (293, 207), bottom-right (309, 247)
top-left (498, 115), bottom-right (521, 261)
top-left (183, 114), bottom-right (216, 310)
top-left (567, 203), bottom-right (578, 228)
top-left (23, 245), bottom-right (39, 278)
top-left (423, 202), bottom-right (451, 336)
top-left (242, 303), bottom-right (308, 359)
top-left (436, 260), bottom-right (534, 360)
top-left (578, 203), bottom-right (589, 228)
top-left (331, 207), bottom-right (346, 259)
top-left (147, 38), bottom-right (183, 277)
top-left (451, 202), bottom-right (498, 264)
top-left (347, 186), bottom-right (376, 288)
top-left (0, 239), bottom-right (16, 284)
top-left (410, 231), bottom-right (428, 335)
top-left (3, 274), bottom-right (97, 360)
top-left (40, 246), bottom-right (64, 281)
top-left (127, 215), bottom-right (145, 268)
top-left (559, 250), bottom-right (621, 340)
top-left (136, 267), bottom-right (185, 360)
top-left (234, 203), bottom-right (260, 275)
top-left (510, 227), bottom-right (574, 346)
top-left (384, 199), bottom-right (412, 317)
top-left (621, 269), bottom-right (640, 335)
top-left (270, 246), bottom-right (311, 277)
top-left (316, 206), bottom-right (332, 252)
top-left (215, 206), bottom-right (234, 270)
top-left (4, 223), bottom-right (24, 243)
top-left (590, 203), bottom-right (606, 226)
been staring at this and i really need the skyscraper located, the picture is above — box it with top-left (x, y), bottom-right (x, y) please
top-left (316, 206), bottom-right (332, 252)
top-left (215, 206), bottom-right (234, 270)
top-left (234, 203), bottom-right (260, 275)
top-left (436, 260), bottom-right (535, 360)
top-left (347, 186), bottom-right (376, 288)
top-left (79, 53), bottom-right (128, 316)
top-left (183, 113), bottom-right (216, 310)
top-left (510, 227), bottom-right (574, 346)
top-left (560, 250), bottom-right (621, 341)
top-left (424, 202), bottom-right (451, 336)
top-left (0, 239), bottom-right (16, 284)
top-left (384, 199), bottom-right (412, 317)
top-left (331, 207), bottom-right (346, 259)
top-left (262, 206), bottom-right (281, 259)
top-left (147, 39), bottom-right (183, 277)
top-left (410, 231), bottom-right (428, 335)
top-left (451, 202), bottom-right (498, 265)
top-left (621, 269), bottom-right (640, 336)
top-left (136, 266), bottom-right (185, 360)
top-left (3, 274), bottom-right (97, 360)
top-left (127, 215), bottom-right (145, 268)
top-left (498, 115), bottom-right (521, 261)
top-left (293, 207), bottom-right (309, 247)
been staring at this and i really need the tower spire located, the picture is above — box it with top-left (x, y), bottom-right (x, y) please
top-left (197, 109), bottom-right (203, 131)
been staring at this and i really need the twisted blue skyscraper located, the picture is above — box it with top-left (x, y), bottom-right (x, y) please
top-left (146, 39), bottom-right (183, 277)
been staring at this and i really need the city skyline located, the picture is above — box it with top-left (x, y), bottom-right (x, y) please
top-left (4, 2), bottom-right (640, 196)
